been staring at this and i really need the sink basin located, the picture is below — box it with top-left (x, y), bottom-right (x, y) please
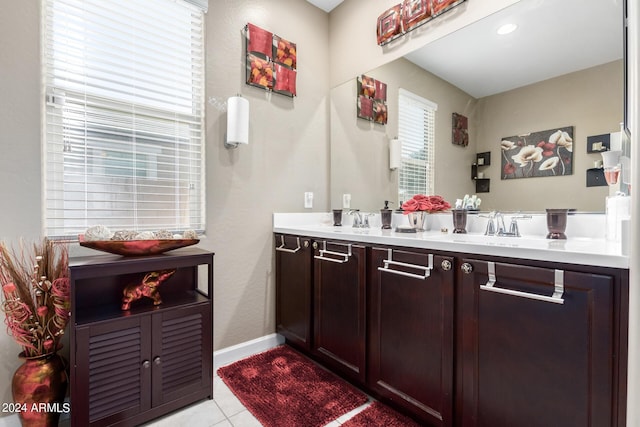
top-left (441, 233), bottom-right (546, 247)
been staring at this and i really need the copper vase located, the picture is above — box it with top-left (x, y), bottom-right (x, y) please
top-left (11, 352), bottom-right (68, 427)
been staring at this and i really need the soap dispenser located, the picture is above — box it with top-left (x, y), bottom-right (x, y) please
top-left (380, 201), bottom-right (392, 229)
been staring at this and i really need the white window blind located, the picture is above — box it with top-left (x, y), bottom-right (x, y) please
top-left (42, 0), bottom-right (205, 238)
top-left (397, 88), bottom-right (437, 204)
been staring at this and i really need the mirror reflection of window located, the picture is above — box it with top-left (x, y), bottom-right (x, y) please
top-left (397, 89), bottom-right (438, 205)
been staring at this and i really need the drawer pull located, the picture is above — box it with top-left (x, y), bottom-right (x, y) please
top-left (314, 241), bottom-right (352, 263)
top-left (276, 236), bottom-right (301, 253)
top-left (378, 250), bottom-right (433, 280)
top-left (480, 261), bottom-right (565, 304)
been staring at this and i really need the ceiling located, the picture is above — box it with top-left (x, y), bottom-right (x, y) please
top-left (305, 0), bottom-right (344, 13)
top-left (404, 0), bottom-right (624, 98)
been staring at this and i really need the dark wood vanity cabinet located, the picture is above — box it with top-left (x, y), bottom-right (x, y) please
top-left (69, 248), bottom-right (214, 427)
top-left (273, 233), bottom-right (629, 426)
top-left (458, 258), bottom-right (627, 427)
top-left (369, 247), bottom-right (455, 426)
top-left (313, 240), bottom-right (367, 383)
top-left (275, 234), bottom-right (313, 350)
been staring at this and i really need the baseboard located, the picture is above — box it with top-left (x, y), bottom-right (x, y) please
top-left (213, 333), bottom-right (285, 372)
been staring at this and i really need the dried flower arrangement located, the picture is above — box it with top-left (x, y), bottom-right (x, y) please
top-left (0, 239), bottom-right (70, 358)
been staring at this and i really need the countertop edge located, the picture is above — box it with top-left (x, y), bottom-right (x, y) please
top-left (273, 225), bottom-right (629, 270)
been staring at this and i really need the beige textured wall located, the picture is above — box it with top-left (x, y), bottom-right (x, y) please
top-left (330, 58), bottom-right (477, 212)
top-left (475, 60), bottom-right (622, 212)
top-left (0, 0), bottom-right (329, 411)
top-left (204, 0), bottom-right (330, 350)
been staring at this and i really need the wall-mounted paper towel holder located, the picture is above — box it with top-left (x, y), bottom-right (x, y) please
top-left (389, 137), bottom-right (401, 170)
top-left (225, 95), bottom-right (250, 149)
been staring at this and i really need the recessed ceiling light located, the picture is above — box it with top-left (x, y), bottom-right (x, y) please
top-left (497, 23), bottom-right (518, 35)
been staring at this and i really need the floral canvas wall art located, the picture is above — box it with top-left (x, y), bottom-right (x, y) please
top-left (501, 126), bottom-right (573, 180)
top-left (452, 112), bottom-right (468, 146)
top-left (357, 74), bottom-right (387, 124)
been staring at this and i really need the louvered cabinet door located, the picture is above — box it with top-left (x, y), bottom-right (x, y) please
top-left (73, 316), bottom-right (152, 427)
top-left (151, 302), bottom-right (212, 406)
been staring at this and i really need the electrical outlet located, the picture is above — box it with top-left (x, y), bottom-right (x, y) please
top-left (342, 194), bottom-right (351, 209)
top-left (304, 192), bottom-right (313, 208)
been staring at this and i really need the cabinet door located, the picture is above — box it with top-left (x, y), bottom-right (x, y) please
top-left (151, 302), bottom-right (212, 407)
top-left (369, 247), bottom-right (454, 426)
top-left (460, 259), bottom-right (614, 427)
top-left (74, 316), bottom-right (152, 427)
top-left (275, 234), bottom-right (313, 350)
top-left (313, 240), bottom-right (367, 383)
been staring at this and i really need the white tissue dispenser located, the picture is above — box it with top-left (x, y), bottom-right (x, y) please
top-left (605, 194), bottom-right (630, 243)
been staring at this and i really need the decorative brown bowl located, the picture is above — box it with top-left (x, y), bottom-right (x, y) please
top-left (78, 235), bottom-right (199, 256)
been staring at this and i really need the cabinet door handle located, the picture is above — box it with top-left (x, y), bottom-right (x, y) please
top-left (276, 236), bottom-right (301, 253)
top-left (142, 360), bottom-right (151, 369)
top-left (314, 241), bottom-right (352, 263)
top-left (377, 250), bottom-right (433, 280)
top-left (153, 356), bottom-right (161, 366)
top-left (480, 261), bottom-right (565, 305)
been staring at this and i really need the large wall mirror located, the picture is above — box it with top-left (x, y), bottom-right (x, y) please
top-left (330, 0), bottom-right (624, 213)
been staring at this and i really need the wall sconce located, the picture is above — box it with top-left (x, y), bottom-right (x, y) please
top-left (225, 95), bottom-right (249, 149)
top-left (389, 137), bottom-right (401, 170)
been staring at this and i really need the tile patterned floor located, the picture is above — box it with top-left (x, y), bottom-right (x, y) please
top-left (143, 374), bottom-right (374, 427)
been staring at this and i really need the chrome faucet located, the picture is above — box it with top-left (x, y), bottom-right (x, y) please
top-left (348, 209), bottom-right (363, 228)
top-left (485, 211), bottom-right (531, 237)
top-left (484, 211), bottom-right (498, 235)
top-left (348, 210), bottom-right (374, 228)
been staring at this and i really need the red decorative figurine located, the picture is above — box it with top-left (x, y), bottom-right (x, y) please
top-left (121, 269), bottom-right (176, 310)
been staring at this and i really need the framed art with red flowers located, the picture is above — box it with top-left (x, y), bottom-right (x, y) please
top-left (357, 75), bottom-right (387, 124)
top-left (245, 23), bottom-right (297, 97)
top-left (452, 112), bottom-right (468, 146)
top-left (501, 126), bottom-right (574, 180)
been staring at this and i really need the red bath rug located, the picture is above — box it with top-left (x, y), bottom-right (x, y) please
top-left (217, 345), bottom-right (368, 427)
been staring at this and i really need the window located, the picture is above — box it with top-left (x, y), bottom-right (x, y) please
top-left (42, 0), bottom-right (206, 238)
top-left (397, 88), bottom-right (437, 204)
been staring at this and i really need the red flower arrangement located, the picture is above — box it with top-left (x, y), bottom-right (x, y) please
top-left (402, 194), bottom-right (451, 214)
top-left (1, 239), bottom-right (69, 357)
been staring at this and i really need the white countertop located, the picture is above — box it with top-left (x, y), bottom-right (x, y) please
top-left (273, 213), bottom-right (629, 269)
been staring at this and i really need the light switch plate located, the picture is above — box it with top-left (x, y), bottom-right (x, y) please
top-left (342, 193), bottom-right (351, 209)
top-left (304, 192), bottom-right (313, 208)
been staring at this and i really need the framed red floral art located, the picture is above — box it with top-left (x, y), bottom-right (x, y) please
top-left (357, 74), bottom-right (387, 124)
top-left (273, 35), bottom-right (296, 70)
top-left (245, 23), bottom-right (297, 97)
top-left (452, 112), bottom-right (468, 146)
top-left (246, 53), bottom-right (273, 90)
